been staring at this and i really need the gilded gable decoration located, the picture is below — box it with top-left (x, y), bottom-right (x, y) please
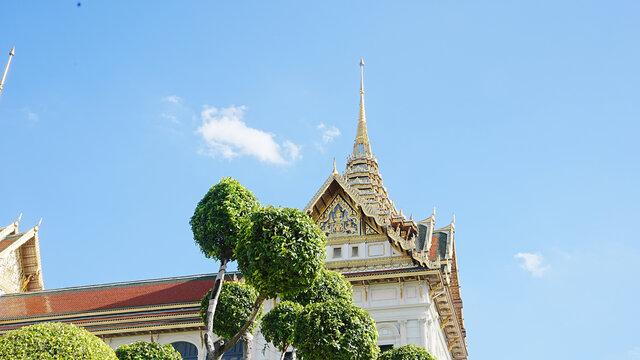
top-left (318, 195), bottom-right (360, 236)
top-left (365, 223), bottom-right (379, 235)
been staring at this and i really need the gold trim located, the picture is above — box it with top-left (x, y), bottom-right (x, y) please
top-left (327, 234), bottom-right (387, 245)
top-left (326, 257), bottom-right (412, 270)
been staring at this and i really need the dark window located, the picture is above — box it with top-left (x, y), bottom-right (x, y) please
top-left (379, 344), bottom-right (394, 353)
top-left (205, 340), bottom-right (244, 360)
top-left (171, 342), bottom-right (198, 360)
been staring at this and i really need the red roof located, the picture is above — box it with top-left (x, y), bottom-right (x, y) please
top-left (0, 274), bottom-right (225, 319)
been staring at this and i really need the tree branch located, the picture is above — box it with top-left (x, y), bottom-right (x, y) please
top-left (204, 259), bottom-right (229, 357)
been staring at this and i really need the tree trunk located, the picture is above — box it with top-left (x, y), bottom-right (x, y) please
top-left (242, 333), bottom-right (254, 360)
top-left (204, 259), bottom-right (229, 360)
top-left (214, 292), bottom-right (267, 358)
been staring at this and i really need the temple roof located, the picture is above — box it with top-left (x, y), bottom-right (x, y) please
top-left (0, 215), bottom-right (44, 293)
top-left (0, 273), bottom-right (235, 336)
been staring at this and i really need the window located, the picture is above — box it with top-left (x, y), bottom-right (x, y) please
top-left (333, 247), bottom-right (342, 258)
top-left (379, 344), bottom-right (394, 353)
top-left (171, 342), bottom-right (198, 360)
top-left (351, 246), bottom-right (359, 257)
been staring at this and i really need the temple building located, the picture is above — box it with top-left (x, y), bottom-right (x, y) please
top-left (0, 62), bottom-right (467, 360)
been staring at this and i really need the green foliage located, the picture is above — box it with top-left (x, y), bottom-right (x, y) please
top-left (377, 345), bottom-right (437, 360)
top-left (294, 300), bottom-right (379, 360)
top-left (236, 206), bottom-right (326, 297)
top-left (190, 177), bottom-right (260, 261)
top-left (116, 341), bottom-right (182, 360)
top-left (283, 268), bottom-right (352, 306)
top-left (0, 322), bottom-right (117, 360)
top-left (200, 281), bottom-right (264, 340)
top-left (261, 301), bottom-right (303, 352)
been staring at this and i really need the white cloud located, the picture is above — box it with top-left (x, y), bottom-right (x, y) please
top-left (515, 252), bottom-right (550, 277)
top-left (317, 123), bottom-right (341, 143)
top-left (162, 95), bottom-right (182, 105)
top-left (160, 113), bottom-right (180, 124)
top-left (197, 105), bottom-right (300, 165)
top-left (24, 108), bottom-right (39, 127)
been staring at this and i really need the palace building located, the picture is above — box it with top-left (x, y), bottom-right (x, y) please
top-left (0, 62), bottom-right (467, 360)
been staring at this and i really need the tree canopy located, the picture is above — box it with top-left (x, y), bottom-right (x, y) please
top-left (115, 341), bottom-right (182, 360)
top-left (190, 177), bottom-right (260, 261)
top-left (0, 322), bottom-right (117, 360)
top-left (261, 300), bottom-right (303, 354)
top-left (236, 206), bottom-right (326, 297)
top-left (377, 344), bottom-right (437, 360)
top-left (294, 299), bottom-right (379, 360)
top-left (282, 268), bottom-right (352, 306)
top-left (200, 281), bottom-right (263, 340)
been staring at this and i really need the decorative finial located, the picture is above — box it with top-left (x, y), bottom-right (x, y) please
top-left (36, 217), bottom-right (43, 227)
top-left (353, 58), bottom-right (372, 157)
top-left (451, 213), bottom-right (455, 224)
top-left (360, 58), bottom-right (365, 95)
top-left (0, 46), bottom-right (16, 94)
top-left (332, 157), bottom-right (338, 175)
top-left (16, 212), bottom-right (22, 223)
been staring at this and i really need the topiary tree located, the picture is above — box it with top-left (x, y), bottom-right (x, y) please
top-left (236, 206), bottom-right (326, 298)
top-left (116, 341), bottom-right (182, 360)
top-left (377, 344), bottom-right (437, 360)
top-left (190, 177), bottom-right (260, 359)
top-left (0, 322), bottom-right (117, 360)
top-left (293, 299), bottom-right (379, 360)
top-left (205, 206), bottom-right (325, 360)
top-left (200, 281), bottom-right (263, 340)
top-left (282, 268), bottom-right (352, 306)
top-left (260, 301), bottom-right (303, 360)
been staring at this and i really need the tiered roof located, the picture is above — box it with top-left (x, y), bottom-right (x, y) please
top-left (305, 61), bottom-right (467, 359)
top-left (0, 215), bottom-right (44, 293)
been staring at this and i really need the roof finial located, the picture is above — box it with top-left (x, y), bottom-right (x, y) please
top-left (332, 157), bottom-right (338, 175)
top-left (0, 46), bottom-right (16, 94)
top-left (451, 213), bottom-right (455, 224)
top-left (360, 58), bottom-right (365, 95)
top-left (353, 58), bottom-right (372, 157)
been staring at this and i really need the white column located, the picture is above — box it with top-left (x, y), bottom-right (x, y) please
top-left (399, 320), bottom-right (407, 346)
top-left (419, 318), bottom-right (428, 348)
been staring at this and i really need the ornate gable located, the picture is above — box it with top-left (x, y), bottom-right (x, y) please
top-left (0, 215), bottom-right (44, 294)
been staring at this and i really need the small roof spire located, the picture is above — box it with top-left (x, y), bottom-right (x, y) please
top-left (353, 58), bottom-right (372, 157)
top-left (332, 157), bottom-right (338, 175)
top-left (0, 46), bottom-right (16, 94)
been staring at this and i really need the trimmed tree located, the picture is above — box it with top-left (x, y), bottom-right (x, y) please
top-left (190, 177), bottom-right (260, 359)
top-left (283, 268), bottom-right (352, 306)
top-left (0, 322), bottom-right (117, 360)
top-left (377, 344), bottom-right (437, 360)
top-left (260, 301), bottom-right (303, 360)
top-left (200, 281), bottom-right (263, 340)
top-left (116, 341), bottom-right (182, 360)
top-left (294, 299), bottom-right (379, 360)
top-left (236, 206), bottom-right (326, 299)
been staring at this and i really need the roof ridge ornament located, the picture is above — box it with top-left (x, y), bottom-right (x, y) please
top-left (332, 157), bottom-right (338, 175)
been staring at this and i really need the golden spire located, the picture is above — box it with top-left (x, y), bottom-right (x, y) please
top-left (332, 157), bottom-right (338, 175)
top-left (353, 58), bottom-right (372, 157)
top-left (0, 47), bottom-right (15, 94)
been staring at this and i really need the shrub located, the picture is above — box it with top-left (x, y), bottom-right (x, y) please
top-left (200, 281), bottom-right (263, 340)
top-left (116, 341), bottom-right (182, 360)
top-left (377, 344), bottom-right (437, 360)
top-left (0, 322), bottom-right (117, 360)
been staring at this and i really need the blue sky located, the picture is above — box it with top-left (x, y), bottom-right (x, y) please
top-left (1, 1), bottom-right (639, 359)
